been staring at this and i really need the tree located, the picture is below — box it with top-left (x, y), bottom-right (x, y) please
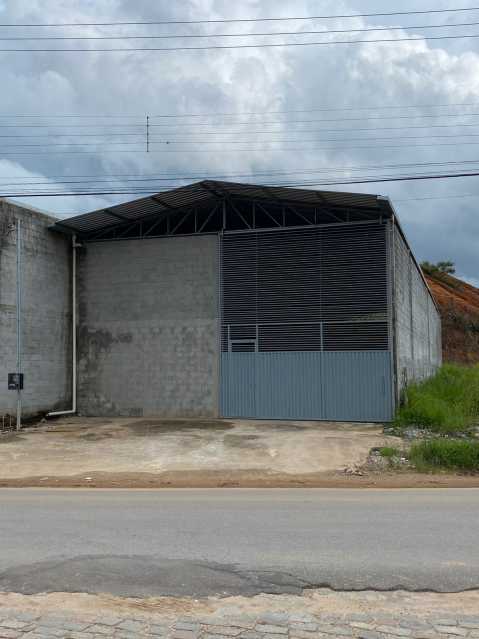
top-left (436, 261), bottom-right (456, 275)
top-left (421, 260), bottom-right (456, 276)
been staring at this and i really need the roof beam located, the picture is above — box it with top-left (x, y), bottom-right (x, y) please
top-left (347, 208), bottom-right (376, 220)
top-left (225, 198), bottom-right (251, 229)
top-left (150, 194), bottom-right (178, 210)
top-left (256, 202), bottom-right (282, 227)
top-left (104, 207), bottom-right (130, 221)
top-left (116, 222), bottom-right (140, 238)
top-left (288, 206), bottom-right (314, 225)
top-left (314, 198), bottom-right (344, 223)
top-left (310, 191), bottom-right (345, 223)
top-left (171, 208), bottom-right (194, 235)
top-left (198, 203), bottom-right (219, 232)
top-left (50, 221), bottom-right (78, 233)
top-left (143, 213), bottom-right (168, 237)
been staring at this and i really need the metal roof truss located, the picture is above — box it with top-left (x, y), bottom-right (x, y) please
top-left (81, 195), bottom-right (385, 243)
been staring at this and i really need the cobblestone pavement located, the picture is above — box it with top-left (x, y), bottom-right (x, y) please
top-left (1, 607), bottom-right (479, 639)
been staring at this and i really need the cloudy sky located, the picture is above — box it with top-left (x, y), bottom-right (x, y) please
top-left (0, 0), bottom-right (478, 284)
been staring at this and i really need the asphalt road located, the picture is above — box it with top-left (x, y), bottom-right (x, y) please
top-left (0, 488), bottom-right (478, 597)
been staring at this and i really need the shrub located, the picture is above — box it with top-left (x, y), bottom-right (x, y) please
top-left (410, 439), bottom-right (479, 472)
top-left (395, 364), bottom-right (479, 433)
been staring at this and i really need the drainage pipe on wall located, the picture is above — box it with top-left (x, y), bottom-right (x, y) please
top-left (47, 234), bottom-right (77, 418)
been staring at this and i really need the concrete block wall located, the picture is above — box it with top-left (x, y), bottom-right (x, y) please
top-left (77, 234), bottom-right (219, 417)
top-left (394, 223), bottom-right (442, 396)
top-left (0, 200), bottom-right (72, 418)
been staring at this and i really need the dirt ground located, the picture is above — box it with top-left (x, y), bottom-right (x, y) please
top-left (2, 588), bottom-right (479, 621)
top-left (0, 416), bottom-right (478, 488)
top-left (1, 469), bottom-right (479, 488)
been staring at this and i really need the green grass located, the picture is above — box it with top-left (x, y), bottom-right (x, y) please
top-left (395, 364), bottom-right (479, 433)
top-left (410, 439), bottom-right (479, 472)
top-left (379, 447), bottom-right (401, 458)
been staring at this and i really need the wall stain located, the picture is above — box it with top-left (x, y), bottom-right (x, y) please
top-left (78, 326), bottom-right (133, 416)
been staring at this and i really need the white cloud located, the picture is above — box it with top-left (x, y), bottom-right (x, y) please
top-left (0, 0), bottom-right (477, 282)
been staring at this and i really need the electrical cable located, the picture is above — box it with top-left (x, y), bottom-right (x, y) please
top-left (1, 20), bottom-right (479, 41)
top-left (2, 32), bottom-right (479, 52)
top-left (1, 6), bottom-right (479, 27)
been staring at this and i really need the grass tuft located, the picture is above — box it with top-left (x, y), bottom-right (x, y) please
top-left (395, 364), bottom-right (479, 433)
top-left (410, 439), bottom-right (479, 472)
top-left (379, 447), bottom-right (400, 458)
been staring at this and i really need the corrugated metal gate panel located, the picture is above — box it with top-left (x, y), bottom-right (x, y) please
top-left (321, 351), bottom-right (392, 422)
top-left (221, 351), bottom-right (392, 422)
top-left (220, 224), bottom-right (393, 422)
top-left (255, 352), bottom-right (323, 420)
top-left (221, 353), bottom-right (256, 418)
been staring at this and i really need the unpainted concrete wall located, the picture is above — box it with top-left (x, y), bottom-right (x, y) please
top-left (77, 235), bottom-right (219, 417)
top-left (394, 224), bottom-right (442, 396)
top-left (0, 200), bottom-right (72, 418)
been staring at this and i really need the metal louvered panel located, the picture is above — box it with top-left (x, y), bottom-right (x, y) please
top-left (321, 224), bottom-right (387, 322)
top-left (222, 233), bottom-right (257, 326)
top-left (323, 322), bottom-right (388, 351)
top-left (221, 223), bottom-right (389, 352)
top-left (259, 323), bottom-right (323, 351)
top-left (257, 229), bottom-right (321, 324)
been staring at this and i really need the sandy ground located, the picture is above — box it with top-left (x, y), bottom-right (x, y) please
top-left (0, 416), bottom-right (397, 481)
top-left (1, 470), bottom-right (479, 488)
top-left (2, 589), bottom-right (479, 621)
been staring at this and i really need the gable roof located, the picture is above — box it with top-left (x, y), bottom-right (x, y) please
top-left (51, 179), bottom-right (392, 236)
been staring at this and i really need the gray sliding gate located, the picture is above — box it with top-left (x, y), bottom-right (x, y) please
top-left (221, 351), bottom-right (392, 422)
top-left (220, 225), bottom-right (394, 422)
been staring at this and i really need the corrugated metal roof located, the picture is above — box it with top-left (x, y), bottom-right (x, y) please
top-left (52, 180), bottom-right (389, 235)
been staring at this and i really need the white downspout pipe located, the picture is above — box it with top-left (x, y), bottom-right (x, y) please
top-left (47, 234), bottom-right (77, 417)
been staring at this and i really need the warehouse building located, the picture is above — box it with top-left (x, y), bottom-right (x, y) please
top-left (0, 181), bottom-right (441, 423)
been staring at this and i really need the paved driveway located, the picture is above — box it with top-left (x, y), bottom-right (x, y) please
top-left (0, 417), bottom-right (394, 481)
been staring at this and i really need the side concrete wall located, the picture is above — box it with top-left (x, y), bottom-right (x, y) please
top-left (77, 235), bottom-right (219, 417)
top-left (0, 199), bottom-right (72, 418)
top-left (394, 221), bottom-right (442, 397)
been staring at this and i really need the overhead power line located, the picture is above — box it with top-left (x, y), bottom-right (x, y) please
top-left (2, 122), bottom-right (479, 138)
top-left (4, 131), bottom-right (479, 150)
top-left (3, 32), bottom-right (479, 51)
top-left (3, 111), bottom-right (479, 129)
top-left (150, 112), bottom-right (479, 124)
top-left (147, 124), bottom-right (479, 134)
top-left (3, 166), bottom-right (479, 188)
top-left (150, 103), bottom-right (479, 117)
top-left (152, 133), bottom-right (479, 143)
top-left (1, 6), bottom-right (478, 27)
top-left (3, 170), bottom-right (479, 198)
top-left (3, 158), bottom-right (479, 185)
top-left (4, 101), bottom-right (479, 118)
top-left (1, 20), bottom-right (479, 40)
top-left (4, 130), bottom-right (479, 150)
top-left (0, 133), bottom-right (145, 138)
top-left (6, 141), bottom-right (479, 155)
top-left (396, 192), bottom-right (479, 202)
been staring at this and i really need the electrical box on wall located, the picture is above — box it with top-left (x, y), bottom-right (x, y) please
top-left (8, 373), bottom-right (23, 390)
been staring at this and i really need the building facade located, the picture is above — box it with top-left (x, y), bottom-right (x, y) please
top-left (0, 199), bottom-right (72, 419)
top-left (0, 181), bottom-right (441, 422)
